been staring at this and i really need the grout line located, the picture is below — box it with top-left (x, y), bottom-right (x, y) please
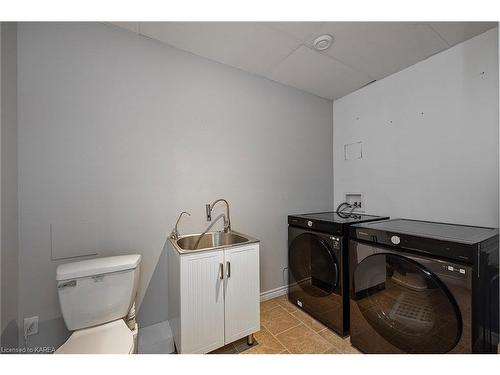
top-left (261, 296), bottom-right (358, 354)
top-left (257, 325), bottom-right (289, 353)
top-left (266, 296), bottom-right (330, 353)
top-left (290, 311), bottom-right (328, 334)
top-left (267, 328), bottom-right (291, 353)
top-left (264, 304), bottom-right (282, 313)
top-left (262, 299), bottom-right (300, 353)
top-left (280, 299), bottom-right (339, 351)
top-left (272, 321), bottom-right (304, 337)
top-left (261, 296), bottom-right (353, 354)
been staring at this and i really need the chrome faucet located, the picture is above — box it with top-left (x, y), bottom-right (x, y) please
top-left (205, 198), bottom-right (231, 232)
top-left (171, 211), bottom-right (191, 239)
top-left (193, 213), bottom-right (227, 249)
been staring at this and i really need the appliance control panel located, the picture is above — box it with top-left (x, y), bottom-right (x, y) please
top-left (288, 216), bottom-right (343, 235)
top-left (349, 227), bottom-right (474, 263)
top-left (442, 264), bottom-right (467, 276)
top-left (329, 236), bottom-right (341, 249)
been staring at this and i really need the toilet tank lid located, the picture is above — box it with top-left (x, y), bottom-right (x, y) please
top-left (56, 254), bottom-right (141, 281)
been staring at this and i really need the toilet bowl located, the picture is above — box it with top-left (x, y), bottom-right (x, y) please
top-left (55, 254), bottom-right (141, 354)
top-left (56, 319), bottom-right (135, 354)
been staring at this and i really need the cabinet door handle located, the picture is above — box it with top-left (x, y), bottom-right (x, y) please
top-left (219, 263), bottom-right (224, 280)
top-left (226, 261), bottom-right (231, 278)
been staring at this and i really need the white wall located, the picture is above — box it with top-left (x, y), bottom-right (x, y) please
top-left (334, 28), bottom-right (499, 227)
top-left (17, 22), bottom-right (333, 347)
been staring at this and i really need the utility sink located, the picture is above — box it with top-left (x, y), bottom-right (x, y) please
top-left (174, 231), bottom-right (257, 253)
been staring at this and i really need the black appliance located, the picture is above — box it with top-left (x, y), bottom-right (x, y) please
top-left (287, 212), bottom-right (389, 336)
top-left (349, 218), bottom-right (499, 353)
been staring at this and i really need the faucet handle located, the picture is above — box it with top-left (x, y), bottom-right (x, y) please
top-left (205, 204), bottom-right (212, 221)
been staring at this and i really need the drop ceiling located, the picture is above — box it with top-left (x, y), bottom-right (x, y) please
top-left (112, 22), bottom-right (497, 100)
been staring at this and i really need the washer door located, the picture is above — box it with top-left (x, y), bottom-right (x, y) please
top-left (353, 253), bottom-right (462, 353)
top-left (289, 233), bottom-right (339, 297)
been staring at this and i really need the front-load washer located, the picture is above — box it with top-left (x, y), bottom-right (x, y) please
top-left (349, 218), bottom-right (499, 353)
top-left (287, 212), bottom-right (389, 336)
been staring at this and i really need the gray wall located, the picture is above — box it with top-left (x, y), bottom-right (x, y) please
top-left (17, 22), bottom-right (333, 347)
top-left (333, 28), bottom-right (499, 227)
top-left (1, 22), bottom-right (19, 350)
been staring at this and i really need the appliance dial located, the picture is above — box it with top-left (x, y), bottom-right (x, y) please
top-left (391, 235), bottom-right (401, 245)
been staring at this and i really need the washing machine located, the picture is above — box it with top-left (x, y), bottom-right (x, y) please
top-left (349, 218), bottom-right (499, 353)
top-left (287, 212), bottom-right (389, 336)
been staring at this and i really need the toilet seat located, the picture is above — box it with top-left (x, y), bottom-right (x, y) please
top-left (55, 319), bottom-right (134, 354)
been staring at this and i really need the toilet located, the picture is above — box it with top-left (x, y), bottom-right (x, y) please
top-left (55, 254), bottom-right (141, 354)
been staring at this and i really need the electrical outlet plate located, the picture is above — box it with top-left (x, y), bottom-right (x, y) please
top-left (24, 316), bottom-right (39, 337)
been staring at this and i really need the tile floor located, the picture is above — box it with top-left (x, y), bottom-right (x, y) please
top-left (210, 294), bottom-right (361, 354)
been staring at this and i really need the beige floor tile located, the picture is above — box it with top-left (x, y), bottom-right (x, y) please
top-left (260, 299), bottom-right (280, 313)
top-left (276, 324), bottom-right (333, 354)
top-left (323, 346), bottom-right (342, 354)
top-left (261, 306), bottom-right (301, 335)
top-left (291, 308), bottom-right (327, 332)
top-left (242, 329), bottom-right (285, 354)
top-left (341, 337), bottom-right (361, 354)
top-left (318, 330), bottom-right (361, 354)
top-left (275, 295), bottom-right (298, 313)
top-left (342, 345), bottom-right (361, 354)
top-left (318, 328), bottom-right (347, 349)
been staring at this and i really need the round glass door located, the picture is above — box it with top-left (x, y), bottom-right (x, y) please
top-left (289, 233), bottom-right (338, 297)
top-left (353, 254), bottom-right (461, 353)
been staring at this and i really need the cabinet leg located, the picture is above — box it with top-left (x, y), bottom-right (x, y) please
top-left (247, 334), bottom-right (255, 346)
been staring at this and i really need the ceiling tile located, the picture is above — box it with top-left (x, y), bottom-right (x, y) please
top-left (428, 22), bottom-right (497, 46)
top-left (266, 45), bottom-right (373, 99)
top-left (313, 22), bottom-right (449, 79)
top-left (139, 22), bottom-right (300, 75)
top-left (111, 22), bottom-right (498, 100)
top-left (262, 22), bottom-right (325, 42)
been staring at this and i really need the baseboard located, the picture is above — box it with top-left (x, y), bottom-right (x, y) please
top-left (260, 285), bottom-right (288, 302)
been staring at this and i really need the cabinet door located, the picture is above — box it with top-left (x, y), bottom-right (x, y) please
top-left (224, 243), bottom-right (260, 343)
top-left (180, 250), bottom-right (225, 353)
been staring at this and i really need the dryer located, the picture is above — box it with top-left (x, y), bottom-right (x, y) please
top-left (349, 219), bottom-right (499, 353)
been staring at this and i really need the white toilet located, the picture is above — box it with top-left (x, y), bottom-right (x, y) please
top-left (55, 254), bottom-right (141, 354)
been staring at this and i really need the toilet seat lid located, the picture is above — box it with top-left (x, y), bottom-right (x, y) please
top-left (56, 319), bottom-right (133, 354)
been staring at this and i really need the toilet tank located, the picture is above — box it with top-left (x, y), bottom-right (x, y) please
top-left (56, 254), bottom-right (141, 331)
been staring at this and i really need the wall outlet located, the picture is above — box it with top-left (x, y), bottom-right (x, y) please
top-left (24, 316), bottom-right (39, 337)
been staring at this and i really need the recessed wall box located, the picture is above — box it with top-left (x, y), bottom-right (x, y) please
top-left (345, 193), bottom-right (364, 210)
top-left (344, 141), bottom-right (362, 160)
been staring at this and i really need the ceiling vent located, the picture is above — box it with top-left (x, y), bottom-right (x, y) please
top-left (313, 34), bottom-right (334, 51)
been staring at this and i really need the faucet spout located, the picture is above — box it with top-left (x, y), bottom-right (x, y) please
top-left (171, 211), bottom-right (191, 240)
top-left (193, 213), bottom-right (227, 249)
top-left (206, 198), bottom-right (231, 232)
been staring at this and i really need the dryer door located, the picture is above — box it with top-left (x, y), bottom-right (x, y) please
top-left (288, 229), bottom-right (339, 297)
top-left (350, 241), bottom-right (469, 353)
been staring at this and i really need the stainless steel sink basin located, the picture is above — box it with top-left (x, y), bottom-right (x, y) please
top-left (175, 231), bottom-right (254, 252)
